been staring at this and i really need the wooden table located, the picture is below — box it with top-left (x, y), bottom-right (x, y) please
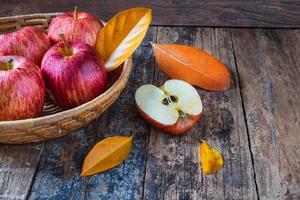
top-left (1, 2), bottom-right (300, 200)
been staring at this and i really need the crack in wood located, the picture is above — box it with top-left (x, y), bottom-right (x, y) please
top-left (229, 28), bottom-right (260, 200)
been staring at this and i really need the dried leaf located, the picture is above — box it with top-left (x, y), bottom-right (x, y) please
top-left (152, 43), bottom-right (231, 91)
top-left (81, 135), bottom-right (133, 176)
top-left (96, 7), bottom-right (152, 71)
top-left (199, 140), bottom-right (224, 175)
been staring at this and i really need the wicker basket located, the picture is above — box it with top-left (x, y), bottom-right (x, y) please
top-left (0, 13), bottom-right (132, 144)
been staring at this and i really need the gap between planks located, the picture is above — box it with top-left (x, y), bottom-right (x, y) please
top-left (229, 28), bottom-right (260, 200)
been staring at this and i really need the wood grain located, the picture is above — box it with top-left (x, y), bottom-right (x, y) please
top-left (232, 28), bottom-right (300, 199)
top-left (143, 27), bottom-right (257, 200)
top-left (1, 0), bottom-right (300, 27)
top-left (27, 119), bottom-right (100, 200)
top-left (0, 144), bottom-right (43, 199)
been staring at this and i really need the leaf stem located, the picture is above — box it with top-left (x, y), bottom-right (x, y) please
top-left (200, 140), bottom-right (206, 144)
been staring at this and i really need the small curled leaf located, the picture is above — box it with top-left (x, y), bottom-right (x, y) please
top-left (199, 140), bottom-right (224, 175)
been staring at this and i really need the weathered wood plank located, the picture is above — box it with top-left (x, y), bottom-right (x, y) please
top-left (1, 0), bottom-right (300, 27)
top-left (28, 27), bottom-right (156, 200)
top-left (28, 121), bottom-right (97, 200)
top-left (83, 36), bottom-right (156, 199)
top-left (83, 102), bottom-right (149, 200)
top-left (143, 27), bottom-right (257, 200)
top-left (0, 143), bottom-right (43, 200)
top-left (231, 28), bottom-right (300, 199)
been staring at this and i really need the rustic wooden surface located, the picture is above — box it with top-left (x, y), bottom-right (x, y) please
top-left (1, 0), bottom-right (300, 27)
top-left (231, 29), bottom-right (300, 199)
top-left (0, 26), bottom-right (300, 199)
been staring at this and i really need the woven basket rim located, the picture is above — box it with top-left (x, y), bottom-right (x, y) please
top-left (0, 12), bottom-right (62, 21)
top-left (0, 58), bottom-right (132, 126)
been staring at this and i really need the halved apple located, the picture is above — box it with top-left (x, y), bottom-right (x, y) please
top-left (135, 79), bottom-right (203, 134)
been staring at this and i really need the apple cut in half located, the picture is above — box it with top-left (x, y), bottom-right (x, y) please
top-left (135, 79), bottom-right (203, 134)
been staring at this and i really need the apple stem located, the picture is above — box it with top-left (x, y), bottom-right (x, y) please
top-left (73, 6), bottom-right (78, 20)
top-left (59, 34), bottom-right (72, 56)
top-left (6, 59), bottom-right (13, 70)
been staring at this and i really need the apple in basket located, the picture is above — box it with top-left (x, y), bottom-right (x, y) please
top-left (47, 7), bottom-right (103, 46)
top-left (135, 80), bottom-right (203, 134)
top-left (41, 35), bottom-right (108, 110)
top-left (0, 26), bottom-right (51, 65)
top-left (0, 56), bottom-right (45, 121)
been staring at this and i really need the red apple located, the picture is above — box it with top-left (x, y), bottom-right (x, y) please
top-left (47, 7), bottom-right (103, 47)
top-left (0, 27), bottom-right (51, 65)
top-left (0, 56), bottom-right (45, 121)
top-left (135, 79), bottom-right (203, 134)
top-left (41, 37), bottom-right (108, 109)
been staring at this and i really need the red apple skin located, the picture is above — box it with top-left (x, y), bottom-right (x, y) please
top-left (0, 27), bottom-right (51, 65)
top-left (41, 41), bottom-right (108, 109)
top-left (47, 12), bottom-right (103, 47)
top-left (137, 107), bottom-right (201, 135)
top-left (0, 56), bottom-right (45, 121)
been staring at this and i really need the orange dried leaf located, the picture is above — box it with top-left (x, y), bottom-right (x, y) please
top-left (199, 140), bottom-right (224, 175)
top-left (152, 43), bottom-right (231, 91)
top-left (96, 7), bottom-right (152, 71)
top-left (81, 135), bottom-right (133, 176)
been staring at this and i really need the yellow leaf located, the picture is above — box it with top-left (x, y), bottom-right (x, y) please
top-left (199, 140), bottom-right (224, 175)
top-left (96, 7), bottom-right (152, 71)
top-left (81, 135), bottom-right (133, 176)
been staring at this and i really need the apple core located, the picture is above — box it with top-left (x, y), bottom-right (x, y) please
top-left (161, 94), bottom-right (187, 117)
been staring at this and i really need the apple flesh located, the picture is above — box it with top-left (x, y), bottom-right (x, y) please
top-left (135, 79), bottom-right (203, 134)
top-left (47, 8), bottom-right (103, 47)
top-left (0, 27), bottom-right (51, 65)
top-left (41, 40), bottom-right (108, 109)
top-left (0, 56), bottom-right (45, 121)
